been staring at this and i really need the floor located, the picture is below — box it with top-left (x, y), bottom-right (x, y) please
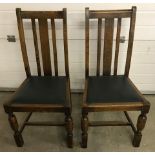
top-left (0, 92), bottom-right (155, 152)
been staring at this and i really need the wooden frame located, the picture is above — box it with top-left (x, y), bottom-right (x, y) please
top-left (3, 8), bottom-right (73, 148)
top-left (81, 6), bottom-right (150, 148)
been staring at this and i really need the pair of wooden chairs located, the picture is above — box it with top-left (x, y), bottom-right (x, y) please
top-left (3, 7), bottom-right (150, 148)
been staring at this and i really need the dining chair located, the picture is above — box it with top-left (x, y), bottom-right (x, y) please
top-left (81, 6), bottom-right (150, 148)
top-left (3, 8), bottom-right (73, 148)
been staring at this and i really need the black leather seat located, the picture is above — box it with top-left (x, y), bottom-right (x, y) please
top-left (11, 76), bottom-right (67, 104)
top-left (86, 75), bottom-right (143, 104)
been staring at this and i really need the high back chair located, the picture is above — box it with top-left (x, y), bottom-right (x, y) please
top-left (3, 8), bottom-right (73, 148)
top-left (81, 6), bottom-right (150, 148)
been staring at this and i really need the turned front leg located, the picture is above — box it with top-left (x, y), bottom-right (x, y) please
top-left (65, 112), bottom-right (73, 148)
top-left (8, 113), bottom-right (24, 147)
top-left (133, 112), bottom-right (147, 147)
top-left (81, 112), bottom-right (88, 148)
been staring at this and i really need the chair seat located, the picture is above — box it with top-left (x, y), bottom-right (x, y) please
top-left (10, 76), bottom-right (69, 105)
top-left (86, 75), bottom-right (143, 104)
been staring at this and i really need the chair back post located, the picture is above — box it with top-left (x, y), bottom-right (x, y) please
top-left (16, 8), bottom-right (31, 77)
top-left (63, 8), bottom-right (70, 78)
top-left (125, 6), bottom-right (137, 77)
top-left (85, 7), bottom-right (90, 78)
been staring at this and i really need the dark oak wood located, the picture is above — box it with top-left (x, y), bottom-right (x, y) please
top-left (31, 19), bottom-right (41, 76)
top-left (19, 112), bottom-right (32, 133)
top-left (82, 6), bottom-right (150, 148)
top-left (51, 18), bottom-right (58, 76)
top-left (15, 8), bottom-right (70, 78)
top-left (65, 111), bottom-right (73, 148)
top-left (38, 18), bottom-right (52, 76)
top-left (114, 18), bottom-right (121, 75)
top-left (133, 112), bottom-right (147, 147)
top-left (66, 78), bottom-right (72, 108)
top-left (63, 8), bottom-right (69, 77)
top-left (85, 7), bottom-right (89, 78)
top-left (103, 18), bottom-right (114, 75)
top-left (4, 8), bottom-right (73, 148)
top-left (16, 8), bottom-right (31, 77)
top-left (96, 18), bottom-right (102, 76)
top-left (84, 6), bottom-right (138, 77)
top-left (89, 121), bottom-right (131, 127)
top-left (83, 102), bottom-right (143, 112)
top-left (124, 111), bottom-right (136, 133)
top-left (81, 111), bottom-right (88, 148)
top-left (21, 11), bottom-right (63, 19)
top-left (5, 102), bottom-right (68, 112)
top-left (89, 10), bottom-right (132, 18)
top-left (25, 121), bottom-right (65, 126)
top-left (83, 79), bottom-right (88, 106)
top-left (8, 113), bottom-right (24, 147)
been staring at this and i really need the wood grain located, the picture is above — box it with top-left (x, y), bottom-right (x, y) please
top-left (38, 18), bottom-right (52, 76)
top-left (31, 18), bottom-right (41, 76)
top-left (103, 18), bottom-right (114, 75)
top-left (96, 18), bottom-right (102, 76)
top-left (114, 18), bottom-right (121, 75)
top-left (51, 18), bottom-right (58, 76)
top-left (16, 8), bottom-right (31, 77)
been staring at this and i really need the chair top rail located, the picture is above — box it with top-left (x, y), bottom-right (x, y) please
top-left (89, 10), bottom-right (132, 18)
top-left (17, 9), bottom-right (64, 19)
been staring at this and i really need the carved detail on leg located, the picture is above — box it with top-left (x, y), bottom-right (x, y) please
top-left (65, 113), bottom-right (73, 148)
top-left (81, 112), bottom-right (88, 148)
top-left (133, 113), bottom-right (147, 147)
top-left (8, 113), bottom-right (24, 147)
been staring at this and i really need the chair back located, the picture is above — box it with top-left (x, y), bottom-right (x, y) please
top-left (16, 8), bottom-right (69, 77)
top-left (85, 6), bottom-right (136, 77)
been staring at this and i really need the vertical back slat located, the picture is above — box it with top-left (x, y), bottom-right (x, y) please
top-left (38, 18), bottom-right (52, 76)
top-left (96, 18), bottom-right (102, 76)
top-left (51, 18), bottom-right (58, 76)
top-left (125, 6), bottom-right (136, 76)
top-left (31, 18), bottom-right (41, 76)
top-left (114, 18), bottom-right (122, 75)
top-left (16, 8), bottom-right (31, 77)
top-left (103, 18), bottom-right (114, 75)
top-left (85, 8), bottom-right (89, 78)
top-left (63, 8), bottom-right (69, 77)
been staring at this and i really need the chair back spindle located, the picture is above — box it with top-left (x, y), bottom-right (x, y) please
top-left (114, 18), bottom-right (122, 75)
top-left (31, 19), bottom-right (41, 76)
top-left (38, 18), bottom-right (52, 76)
top-left (51, 18), bottom-right (58, 76)
top-left (103, 18), bottom-right (114, 76)
top-left (96, 18), bottom-right (102, 76)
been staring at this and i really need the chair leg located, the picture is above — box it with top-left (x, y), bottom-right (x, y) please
top-left (65, 112), bottom-right (73, 148)
top-left (81, 112), bottom-right (88, 148)
top-left (8, 113), bottom-right (24, 147)
top-left (132, 112), bottom-right (147, 147)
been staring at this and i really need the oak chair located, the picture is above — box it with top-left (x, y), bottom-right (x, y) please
top-left (81, 6), bottom-right (150, 148)
top-left (3, 8), bottom-right (73, 148)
